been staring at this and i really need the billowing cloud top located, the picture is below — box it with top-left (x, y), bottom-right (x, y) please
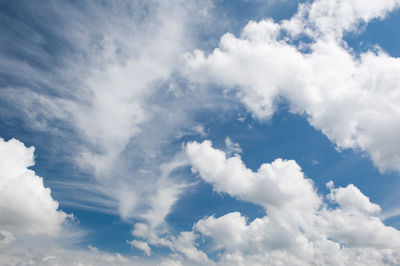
top-left (186, 0), bottom-right (400, 173)
top-left (0, 138), bottom-right (68, 236)
top-left (187, 140), bottom-right (400, 265)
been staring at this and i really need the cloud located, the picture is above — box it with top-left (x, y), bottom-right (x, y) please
top-left (186, 140), bottom-right (320, 210)
top-left (326, 181), bottom-right (381, 215)
top-left (169, 232), bottom-right (211, 264)
top-left (284, 0), bottom-right (400, 39)
top-left (186, 140), bottom-right (400, 265)
top-left (0, 245), bottom-right (151, 266)
top-left (159, 258), bottom-right (184, 266)
top-left (128, 240), bottom-right (151, 256)
top-left (0, 230), bottom-right (15, 248)
top-left (129, 222), bottom-right (212, 264)
top-left (2, 0), bottom-right (400, 264)
top-left (186, 0), bottom-right (400, 173)
top-left (0, 138), bottom-right (68, 236)
top-left (0, 0), bottom-right (217, 229)
top-left (224, 137), bottom-right (242, 156)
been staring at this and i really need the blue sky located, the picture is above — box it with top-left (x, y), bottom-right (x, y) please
top-left (1, 0), bottom-right (400, 265)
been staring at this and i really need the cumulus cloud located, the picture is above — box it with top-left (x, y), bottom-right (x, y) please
top-left (284, 0), bottom-right (400, 39)
top-left (186, 140), bottom-right (400, 265)
top-left (187, 140), bottom-right (320, 211)
top-left (0, 138), bottom-right (68, 236)
top-left (186, 0), bottom-right (400, 173)
top-left (326, 181), bottom-right (381, 215)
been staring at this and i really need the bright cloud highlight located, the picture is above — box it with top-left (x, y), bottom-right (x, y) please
top-left (186, 0), bottom-right (400, 173)
top-left (186, 140), bottom-right (400, 265)
top-left (0, 138), bottom-right (68, 236)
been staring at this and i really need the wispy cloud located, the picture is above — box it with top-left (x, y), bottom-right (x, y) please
top-left (0, 0), bottom-right (218, 227)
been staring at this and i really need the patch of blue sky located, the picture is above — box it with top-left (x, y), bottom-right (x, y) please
top-left (0, 2), bottom-right (75, 75)
top-left (168, 100), bottom-right (400, 257)
top-left (345, 8), bottom-right (400, 57)
top-left (195, 0), bottom-right (307, 52)
top-left (64, 209), bottom-right (133, 253)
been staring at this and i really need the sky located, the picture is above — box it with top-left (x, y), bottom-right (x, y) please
top-left (1, 0), bottom-right (400, 265)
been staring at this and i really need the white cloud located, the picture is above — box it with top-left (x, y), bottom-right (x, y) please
top-left (186, 0), bottom-right (400, 173)
top-left (193, 125), bottom-right (208, 137)
top-left (159, 258), bottom-right (184, 266)
top-left (327, 181), bottom-right (381, 215)
top-left (129, 223), bottom-right (212, 264)
top-left (284, 0), bottom-right (400, 39)
top-left (128, 240), bottom-right (151, 256)
top-left (0, 138), bottom-right (68, 236)
top-left (0, 0), bottom-right (216, 230)
top-left (186, 140), bottom-right (320, 211)
top-left (224, 137), bottom-right (242, 156)
top-left (170, 232), bottom-right (211, 264)
top-left (186, 140), bottom-right (400, 265)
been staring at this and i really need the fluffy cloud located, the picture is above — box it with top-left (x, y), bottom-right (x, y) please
top-left (326, 181), bottom-right (381, 214)
top-left (186, 140), bottom-right (320, 211)
top-left (0, 138), bottom-right (68, 236)
top-left (284, 0), bottom-right (400, 38)
top-left (186, 0), bottom-right (400, 173)
top-left (186, 140), bottom-right (400, 265)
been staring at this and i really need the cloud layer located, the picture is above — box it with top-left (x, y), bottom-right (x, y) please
top-left (0, 0), bottom-right (217, 228)
top-left (186, 0), bottom-right (400, 173)
top-left (1, 0), bottom-right (400, 265)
